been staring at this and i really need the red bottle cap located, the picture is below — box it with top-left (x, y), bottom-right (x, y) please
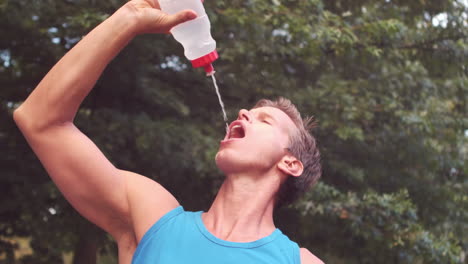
top-left (190, 50), bottom-right (219, 70)
top-left (203, 64), bottom-right (214, 74)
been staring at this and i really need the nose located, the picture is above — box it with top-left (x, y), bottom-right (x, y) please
top-left (238, 109), bottom-right (251, 122)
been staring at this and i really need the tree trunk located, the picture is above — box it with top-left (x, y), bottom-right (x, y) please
top-left (72, 224), bottom-right (102, 264)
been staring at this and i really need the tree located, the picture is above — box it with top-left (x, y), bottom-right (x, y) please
top-left (1, 0), bottom-right (466, 263)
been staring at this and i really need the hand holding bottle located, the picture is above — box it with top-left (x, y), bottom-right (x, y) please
top-left (159, 0), bottom-right (218, 74)
top-left (123, 0), bottom-right (197, 35)
top-left (122, 0), bottom-right (218, 75)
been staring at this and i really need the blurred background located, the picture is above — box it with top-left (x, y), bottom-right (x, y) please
top-left (1, 0), bottom-right (467, 263)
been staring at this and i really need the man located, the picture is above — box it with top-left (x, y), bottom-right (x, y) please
top-left (13, 0), bottom-right (323, 263)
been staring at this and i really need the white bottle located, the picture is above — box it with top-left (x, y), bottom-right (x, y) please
top-left (159, 0), bottom-right (218, 75)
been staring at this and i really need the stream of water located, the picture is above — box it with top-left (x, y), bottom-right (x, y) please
top-left (210, 73), bottom-right (229, 132)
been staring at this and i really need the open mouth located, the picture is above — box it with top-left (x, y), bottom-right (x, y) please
top-left (229, 125), bottom-right (245, 139)
top-left (226, 122), bottom-right (246, 140)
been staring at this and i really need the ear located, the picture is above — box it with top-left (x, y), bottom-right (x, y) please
top-left (277, 155), bottom-right (303, 177)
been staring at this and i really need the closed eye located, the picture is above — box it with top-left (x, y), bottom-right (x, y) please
top-left (255, 111), bottom-right (276, 125)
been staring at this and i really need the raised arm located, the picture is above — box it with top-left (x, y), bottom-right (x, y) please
top-left (13, 0), bottom-right (196, 246)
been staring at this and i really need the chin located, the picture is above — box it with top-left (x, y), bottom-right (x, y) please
top-left (215, 148), bottom-right (273, 175)
top-left (215, 149), bottom-right (233, 174)
top-left (215, 149), bottom-right (246, 174)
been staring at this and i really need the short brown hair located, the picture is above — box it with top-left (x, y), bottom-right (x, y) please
top-left (253, 97), bottom-right (321, 208)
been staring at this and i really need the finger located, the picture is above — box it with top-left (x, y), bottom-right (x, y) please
top-left (164, 10), bottom-right (197, 29)
top-left (152, 0), bottom-right (161, 9)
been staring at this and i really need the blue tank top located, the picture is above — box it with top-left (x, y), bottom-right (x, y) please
top-left (132, 206), bottom-right (301, 264)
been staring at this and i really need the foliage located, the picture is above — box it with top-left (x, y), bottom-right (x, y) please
top-left (1, 0), bottom-right (466, 263)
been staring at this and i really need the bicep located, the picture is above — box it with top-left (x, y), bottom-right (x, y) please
top-left (20, 122), bottom-right (130, 236)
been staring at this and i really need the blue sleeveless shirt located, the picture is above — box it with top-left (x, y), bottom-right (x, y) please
top-left (132, 206), bottom-right (301, 264)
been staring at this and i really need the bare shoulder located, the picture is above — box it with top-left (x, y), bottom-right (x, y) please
top-left (120, 170), bottom-right (180, 243)
top-left (300, 248), bottom-right (324, 264)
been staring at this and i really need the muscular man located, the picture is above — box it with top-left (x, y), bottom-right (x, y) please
top-left (13, 0), bottom-right (323, 263)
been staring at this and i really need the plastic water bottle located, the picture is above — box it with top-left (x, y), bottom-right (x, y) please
top-left (159, 0), bottom-right (218, 75)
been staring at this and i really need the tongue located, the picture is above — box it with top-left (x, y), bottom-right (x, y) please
top-left (230, 132), bottom-right (241, 138)
top-left (230, 128), bottom-right (244, 138)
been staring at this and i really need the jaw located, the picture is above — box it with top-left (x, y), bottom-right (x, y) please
top-left (215, 146), bottom-right (284, 177)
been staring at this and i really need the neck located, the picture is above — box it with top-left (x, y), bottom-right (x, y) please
top-left (202, 170), bottom-right (282, 242)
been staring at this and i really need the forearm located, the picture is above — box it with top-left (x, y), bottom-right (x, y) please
top-left (15, 6), bottom-right (137, 130)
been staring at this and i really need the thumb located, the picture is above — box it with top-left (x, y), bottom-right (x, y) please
top-left (164, 10), bottom-right (197, 29)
